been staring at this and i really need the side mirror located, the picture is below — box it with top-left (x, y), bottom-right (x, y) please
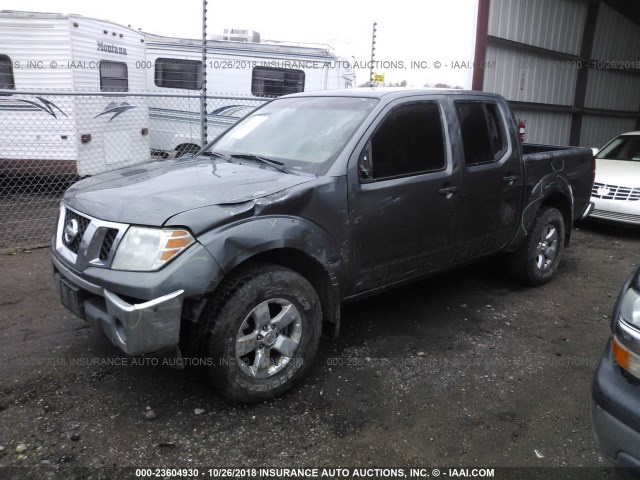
top-left (359, 142), bottom-right (373, 182)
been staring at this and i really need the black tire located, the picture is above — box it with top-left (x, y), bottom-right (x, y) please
top-left (508, 206), bottom-right (565, 286)
top-left (202, 264), bottom-right (322, 403)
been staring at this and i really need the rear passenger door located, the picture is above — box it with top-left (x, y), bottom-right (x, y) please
top-left (347, 98), bottom-right (462, 294)
top-left (453, 98), bottom-right (522, 260)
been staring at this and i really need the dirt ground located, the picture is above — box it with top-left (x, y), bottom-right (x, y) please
top-left (0, 220), bottom-right (639, 479)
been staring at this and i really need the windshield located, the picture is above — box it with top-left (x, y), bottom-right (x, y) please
top-left (207, 96), bottom-right (378, 174)
top-left (596, 135), bottom-right (640, 161)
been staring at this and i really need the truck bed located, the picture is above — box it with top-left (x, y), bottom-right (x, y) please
top-left (521, 142), bottom-right (594, 229)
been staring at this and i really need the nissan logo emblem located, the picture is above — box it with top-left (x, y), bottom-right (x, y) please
top-left (64, 218), bottom-right (80, 244)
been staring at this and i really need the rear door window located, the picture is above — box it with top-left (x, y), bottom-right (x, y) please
top-left (455, 101), bottom-right (507, 166)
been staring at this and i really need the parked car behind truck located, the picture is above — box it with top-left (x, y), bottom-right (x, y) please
top-left (590, 131), bottom-right (640, 226)
top-left (52, 88), bottom-right (595, 402)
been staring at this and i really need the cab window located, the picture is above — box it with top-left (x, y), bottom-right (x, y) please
top-left (360, 102), bottom-right (445, 181)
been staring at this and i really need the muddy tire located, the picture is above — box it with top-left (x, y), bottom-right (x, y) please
top-left (202, 264), bottom-right (322, 403)
top-left (508, 207), bottom-right (565, 286)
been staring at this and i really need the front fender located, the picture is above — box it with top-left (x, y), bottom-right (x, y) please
top-left (197, 216), bottom-right (345, 286)
top-left (506, 171), bottom-right (574, 251)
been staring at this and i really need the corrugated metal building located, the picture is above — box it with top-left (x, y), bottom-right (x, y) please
top-left (473, 0), bottom-right (640, 148)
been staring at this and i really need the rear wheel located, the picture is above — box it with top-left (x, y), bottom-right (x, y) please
top-left (202, 264), bottom-right (322, 403)
top-left (508, 206), bottom-right (565, 286)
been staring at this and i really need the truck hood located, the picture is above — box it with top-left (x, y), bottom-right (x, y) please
top-left (595, 159), bottom-right (640, 188)
top-left (64, 157), bottom-right (314, 225)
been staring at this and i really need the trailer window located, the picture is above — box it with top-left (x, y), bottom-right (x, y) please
top-left (154, 58), bottom-right (203, 90)
top-left (455, 101), bottom-right (507, 166)
top-left (100, 61), bottom-right (128, 92)
top-left (251, 67), bottom-right (305, 97)
top-left (364, 102), bottom-right (446, 181)
top-left (0, 55), bottom-right (15, 92)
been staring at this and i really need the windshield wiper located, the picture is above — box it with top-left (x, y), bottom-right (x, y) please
top-left (229, 153), bottom-right (290, 174)
top-left (201, 150), bottom-right (233, 162)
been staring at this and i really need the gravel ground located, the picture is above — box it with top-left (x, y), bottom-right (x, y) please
top-left (0, 220), bottom-right (638, 479)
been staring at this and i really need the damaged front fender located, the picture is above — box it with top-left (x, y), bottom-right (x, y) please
top-left (197, 215), bottom-right (344, 280)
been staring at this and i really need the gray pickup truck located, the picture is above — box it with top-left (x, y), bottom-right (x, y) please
top-left (52, 88), bottom-right (594, 402)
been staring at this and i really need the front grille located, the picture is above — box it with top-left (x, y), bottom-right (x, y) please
top-left (99, 228), bottom-right (119, 261)
top-left (56, 205), bottom-right (128, 270)
top-left (592, 182), bottom-right (640, 201)
top-left (62, 209), bottom-right (91, 253)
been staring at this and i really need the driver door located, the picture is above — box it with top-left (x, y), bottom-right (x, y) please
top-left (346, 98), bottom-right (462, 294)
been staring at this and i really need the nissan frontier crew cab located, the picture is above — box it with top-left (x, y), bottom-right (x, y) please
top-left (52, 88), bottom-right (595, 402)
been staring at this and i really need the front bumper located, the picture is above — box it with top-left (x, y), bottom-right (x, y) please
top-left (591, 338), bottom-right (640, 469)
top-left (590, 197), bottom-right (640, 225)
top-left (51, 203), bottom-right (227, 356)
top-left (53, 254), bottom-right (184, 356)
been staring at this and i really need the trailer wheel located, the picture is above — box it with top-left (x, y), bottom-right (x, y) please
top-left (508, 206), bottom-right (565, 286)
top-left (175, 144), bottom-right (200, 158)
top-left (202, 264), bottom-right (322, 403)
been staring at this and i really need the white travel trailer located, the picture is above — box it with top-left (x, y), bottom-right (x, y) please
top-left (0, 10), bottom-right (150, 176)
top-left (0, 11), bottom-right (357, 172)
top-left (145, 33), bottom-right (356, 157)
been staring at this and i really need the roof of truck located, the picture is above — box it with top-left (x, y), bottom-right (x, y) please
top-left (285, 87), bottom-right (505, 100)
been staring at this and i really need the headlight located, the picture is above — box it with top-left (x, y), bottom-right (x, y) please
top-left (613, 280), bottom-right (640, 379)
top-left (112, 227), bottom-right (195, 271)
top-left (620, 287), bottom-right (640, 328)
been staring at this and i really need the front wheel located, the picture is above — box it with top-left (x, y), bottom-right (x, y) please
top-left (508, 206), bottom-right (565, 286)
top-left (203, 264), bottom-right (322, 403)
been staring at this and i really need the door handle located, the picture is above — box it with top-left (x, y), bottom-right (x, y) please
top-left (503, 175), bottom-right (518, 183)
top-left (438, 186), bottom-right (459, 196)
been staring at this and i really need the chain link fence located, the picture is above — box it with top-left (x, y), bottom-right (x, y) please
top-left (0, 90), bottom-right (268, 251)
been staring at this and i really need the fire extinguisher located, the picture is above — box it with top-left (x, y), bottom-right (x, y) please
top-left (519, 120), bottom-right (526, 143)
